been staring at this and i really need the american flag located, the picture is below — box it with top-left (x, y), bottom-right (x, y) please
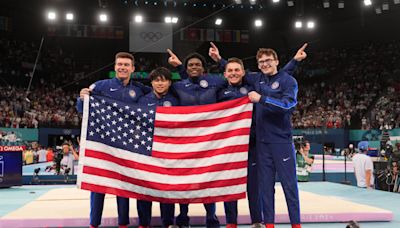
top-left (77, 95), bottom-right (253, 203)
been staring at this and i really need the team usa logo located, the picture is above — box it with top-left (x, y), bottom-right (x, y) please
top-left (271, 81), bottom-right (280, 90)
top-left (199, 80), bottom-right (208, 88)
top-left (163, 101), bottom-right (172, 107)
top-left (239, 87), bottom-right (248, 95)
top-left (129, 90), bottom-right (136, 98)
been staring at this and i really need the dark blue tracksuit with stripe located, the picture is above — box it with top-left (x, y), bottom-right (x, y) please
top-left (217, 83), bottom-right (256, 225)
top-left (246, 70), bottom-right (300, 225)
top-left (76, 77), bottom-right (151, 227)
top-left (137, 91), bottom-right (179, 227)
top-left (173, 72), bottom-right (226, 228)
top-left (217, 59), bottom-right (298, 225)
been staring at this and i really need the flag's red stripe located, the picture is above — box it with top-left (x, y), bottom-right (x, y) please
top-left (85, 149), bottom-right (247, 175)
top-left (156, 97), bottom-right (250, 114)
top-left (153, 128), bottom-right (250, 144)
top-left (81, 182), bottom-right (246, 204)
top-left (155, 111), bottom-right (252, 129)
top-left (83, 166), bottom-right (247, 191)
top-left (152, 144), bottom-right (249, 159)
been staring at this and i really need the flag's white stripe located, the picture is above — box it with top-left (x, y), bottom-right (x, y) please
top-left (80, 174), bottom-right (246, 199)
top-left (85, 141), bottom-right (247, 168)
top-left (156, 103), bottom-right (253, 122)
top-left (84, 156), bottom-right (247, 184)
top-left (152, 135), bottom-right (250, 153)
top-left (154, 119), bottom-right (252, 137)
top-left (77, 95), bottom-right (90, 188)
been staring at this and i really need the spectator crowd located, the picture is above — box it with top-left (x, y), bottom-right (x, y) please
top-left (0, 37), bottom-right (399, 130)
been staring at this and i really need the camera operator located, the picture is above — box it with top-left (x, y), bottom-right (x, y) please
top-left (296, 140), bottom-right (315, 182)
top-left (392, 159), bottom-right (399, 192)
top-left (352, 141), bottom-right (374, 189)
top-left (343, 144), bottom-right (356, 158)
top-left (387, 142), bottom-right (400, 192)
top-left (58, 142), bottom-right (79, 175)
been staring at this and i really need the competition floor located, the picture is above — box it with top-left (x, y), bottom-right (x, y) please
top-left (0, 182), bottom-right (398, 228)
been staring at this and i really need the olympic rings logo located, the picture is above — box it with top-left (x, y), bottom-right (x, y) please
top-left (140, 32), bottom-right (163, 42)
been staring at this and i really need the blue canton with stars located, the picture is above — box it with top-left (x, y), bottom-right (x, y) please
top-left (86, 95), bottom-right (156, 156)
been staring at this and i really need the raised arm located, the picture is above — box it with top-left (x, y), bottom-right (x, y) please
top-left (281, 43), bottom-right (308, 75)
top-left (70, 143), bottom-right (79, 160)
top-left (167, 48), bottom-right (182, 67)
top-left (209, 42), bottom-right (228, 71)
top-left (293, 43), bottom-right (308, 62)
top-left (167, 49), bottom-right (188, 80)
top-left (209, 42), bottom-right (222, 62)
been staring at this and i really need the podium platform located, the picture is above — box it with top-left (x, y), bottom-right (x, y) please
top-left (0, 182), bottom-right (397, 227)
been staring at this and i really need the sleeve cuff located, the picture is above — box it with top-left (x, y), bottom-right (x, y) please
top-left (219, 58), bottom-right (227, 66)
top-left (177, 64), bottom-right (184, 71)
top-left (259, 95), bottom-right (267, 104)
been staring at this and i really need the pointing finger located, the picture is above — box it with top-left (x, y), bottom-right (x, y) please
top-left (167, 48), bottom-right (175, 57)
top-left (299, 43), bottom-right (308, 52)
top-left (210, 42), bottom-right (217, 49)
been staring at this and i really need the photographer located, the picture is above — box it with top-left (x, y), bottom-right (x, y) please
top-left (58, 142), bottom-right (79, 174)
top-left (343, 144), bottom-right (356, 158)
top-left (386, 142), bottom-right (400, 192)
top-left (296, 140), bottom-right (315, 182)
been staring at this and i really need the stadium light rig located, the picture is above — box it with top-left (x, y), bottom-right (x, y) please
top-left (66, 13), bottom-right (74, 21)
top-left (364, 0), bottom-right (372, 6)
top-left (307, 21), bottom-right (315, 29)
top-left (215, 18), bottom-right (222, 25)
top-left (338, 0), bottom-right (344, 8)
top-left (165, 16), bottom-right (178, 24)
top-left (287, 0), bottom-right (294, 6)
top-left (382, 1), bottom-right (389, 10)
top-left (47, 11), bottom-right (57, 21)
top-left (295, 21), bottom-right (302, 29)
top-left (134, 14), bottom-right (143, 23)
top-left (254, 19), bottom-right (263, 27)
top-left (99, 13), bottom-right (108, 22)
top-left (323, 0), bottom-right (330, 8)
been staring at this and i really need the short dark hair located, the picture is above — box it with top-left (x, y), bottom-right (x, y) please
top-left (184, 52), bottom-right (206, 69)
top-left (115, 52), bottom-right (135, 64)
top-left (225, 57), bottom-right (244, 71)
top-left (256, 48), bottom-right (278, 61)
top-left (149, 67), bottom-right (172, 81)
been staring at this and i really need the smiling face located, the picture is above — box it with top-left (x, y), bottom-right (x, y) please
top-left (114, 57), bottom-right (135, 84)
top-left (151, 75), bottom-right (171, 96)
top-left (257, 54), bottom-right (279, 75)
top-left (186, 58), bottom-right (204, 77)
top-left (224, 62), bottom-right (245, 85)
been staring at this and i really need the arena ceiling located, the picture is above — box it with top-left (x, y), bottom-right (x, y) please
top-left (1, 0), bottom-right (399, 30)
